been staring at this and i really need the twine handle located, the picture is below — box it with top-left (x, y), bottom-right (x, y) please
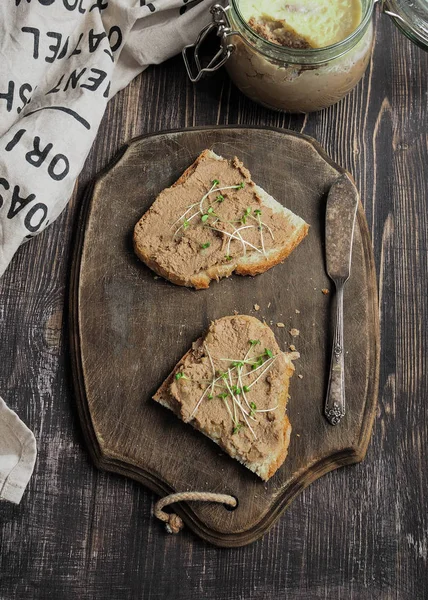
top-left (153, 491), bottom-right (237, 534)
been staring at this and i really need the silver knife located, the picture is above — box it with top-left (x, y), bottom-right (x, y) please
top-left (324, 174), bottom-right (359, 426)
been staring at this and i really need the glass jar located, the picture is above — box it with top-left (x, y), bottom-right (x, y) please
top-left (183, 1), bottom-right (428, 113)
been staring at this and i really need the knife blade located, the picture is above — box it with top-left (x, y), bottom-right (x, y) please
top-left (324, 174), bottom-right (359, 425)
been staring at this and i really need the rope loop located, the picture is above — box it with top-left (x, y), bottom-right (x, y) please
top-left (153, 491), bottom-right (237, 534)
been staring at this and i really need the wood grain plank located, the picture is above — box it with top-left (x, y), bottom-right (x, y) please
top-left (1, 11), bottom-right (427, 598)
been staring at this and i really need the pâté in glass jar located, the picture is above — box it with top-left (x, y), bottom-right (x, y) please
top-left (183, 0), bottom-right (428, 113)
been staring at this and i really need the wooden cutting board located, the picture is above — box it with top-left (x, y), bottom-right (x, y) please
top-left (69, 126), bottom-right (379, 547)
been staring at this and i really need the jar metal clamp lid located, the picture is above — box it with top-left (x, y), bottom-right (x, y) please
top-left (183, 0), bottom-right (428, 83)
top-left (182, 4), bottom-right (239, 83)
top-left (382, 0), bottom-right (428, 50)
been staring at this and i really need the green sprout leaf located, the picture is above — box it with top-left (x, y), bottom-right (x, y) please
top-left (175, 372), bottom-right (186, 381)
top-left (250, 401), bottom-right (257, 417)
top-left (254, 209), bottom-right (261, 215)
top-left (208, 394), bottom-right (214, 400)
top-left (265, 348), bottom-right (273, 358)
top-left (201, 242), bottom-right (210, 249)
top-left (225, 255), bottom-right (232, 262)
top-left (249, 339), bottom-right (261, 347)
top-left (232, 386), bottom-right (242, 395)
top-left (243, 385), bottom-right (250, 393)
top-left (212, 179), bottom-right (220, 186)
top-left (218, 392), bottom-right (229, 399)
top-left (201, 214), bottom-right (209, 222)
top-left (232, 423), bottom-right (243, 434)
top-left (216, 194), bottom-right (224, 202)
top-left (252, 356), bottom-right (265, 370)
top-left (207, 207), bottom-right (214, 215)
top-left (236, 182), bottom-right (245, 189)
top-left (183, 220), bottom-right (190, 229)
top-left (232, 361), bottom-right (245, 368)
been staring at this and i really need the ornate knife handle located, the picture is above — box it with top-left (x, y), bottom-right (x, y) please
top-left (325, 284), bottom-right (346, 425)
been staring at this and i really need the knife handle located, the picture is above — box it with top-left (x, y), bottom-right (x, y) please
top-left (325, 284), bottom-right (346, 425)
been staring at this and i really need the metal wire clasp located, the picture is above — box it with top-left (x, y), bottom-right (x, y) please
top-left (378, 0), bottom-right (406, 24)
top-left (182, 4), bottom-right (238, 82)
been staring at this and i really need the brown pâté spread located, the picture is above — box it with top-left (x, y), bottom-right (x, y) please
top-left (165, 316), bottom-right (295, 467)
top-left (248, 16), bottom-right (311, 48)
top-left (134, 153), bottom-right (299, 284)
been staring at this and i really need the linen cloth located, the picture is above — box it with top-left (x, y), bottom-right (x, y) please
top-left (0, 0), bottom-right (213, 502)
top-left (0, 396), bottom-right (37, 503)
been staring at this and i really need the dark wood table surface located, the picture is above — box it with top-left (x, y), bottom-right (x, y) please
top-left (1, 11), bottom-right (427, 600)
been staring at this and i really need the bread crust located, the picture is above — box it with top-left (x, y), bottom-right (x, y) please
top-left (133, 150), bottom-right (309, 290)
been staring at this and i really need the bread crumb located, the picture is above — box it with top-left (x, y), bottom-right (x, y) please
top-left (295, 309), bottom-right (300, 314)
top-left (298, 374), bottom-right (303, 379)
top-left (267, 302), bottom-right (271, 308)
top-left (254, 304), bottom-right (260, 311)
top-left (322, 288), bottom-right (329, 295)
top-left (290, 328), bottom-right (300, 337)
top-left (289, 344), bottom-right (296, 351)
top-left (276, 322), bottom-right (285, 328)
top-left (296, 434), bottom-right (301, 437)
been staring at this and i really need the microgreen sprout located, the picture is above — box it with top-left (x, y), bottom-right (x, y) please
top-left (226, 224), bottom-right (260, 257)
top-left (208, 226), bottom-right (263, 255)
top-left (225, 255), bottom-right (232, 262)
top-left (247, 356), bottom-right (279, 389)
top-left (232, 386), bottom-right (242, 395)
top-left (241, 207), bottom-right (252, 225)
top-left (256, 405), bottom-right (278, 413)
top-left (201, 242), bottom-right (210, 249)
top-left (201, 214), bottom-right (209, 223)
top-left (232, 423), bottom-right (243, 435)
top-left (218, 392), bottom-right (229, 399)
top-left (216, 195), bottom-right (224, 202)
top-left (252, 355), bottom-right (265, 369)
top-left (175, 372), bottom-right (188, 381)
top-left (243, 386), bottom-right (250, 393)
top-left (254, 209), bottom-right (267, 256)
top-left (207, 207), bottom-right (215, 215)
top-left (249, 339), bottom-right (261, 347)
top-left (243, 355), bottom-right (275, 377)
top-left (237, 182), bottom-right (245, 189)
top-left (183, 220), bottom-right (190, 229)
top-left (232, 361), bottom-right (245, 368)
top-left (173, 211), bottom-right (200, 238)
top-left (208, 394), bottom-right (214, 400)
top-left (212, 179), bottom-right (220, 186)
top-left (250, 402), bottom-right (257, 417)
top-left (265, 348), bottom-right (273, 358)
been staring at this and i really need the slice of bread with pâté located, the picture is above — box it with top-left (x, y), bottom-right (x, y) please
top-left (154, 315), bottom-right (299, 481)
top-left (133, 150), bottom-right (309, 289)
